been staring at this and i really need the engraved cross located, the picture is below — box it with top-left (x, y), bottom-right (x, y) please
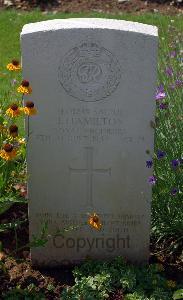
top-left (69, 147), bottom-right (111, 207)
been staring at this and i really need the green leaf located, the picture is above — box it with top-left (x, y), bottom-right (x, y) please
top-left (0, 196), bottom-right (28, 203)
top-left (0, 218), bottom-right (27, 232)
top-left (173, 289), bottom-right (183, 300)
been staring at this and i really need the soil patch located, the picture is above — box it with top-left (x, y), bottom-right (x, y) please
top-left (0, 0), bottom-right (183, 15)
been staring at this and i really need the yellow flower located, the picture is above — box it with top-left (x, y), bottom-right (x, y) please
top-left (6, 59), bottom-right (21, 71)
top-left (0, 124), bottom-right (6, 133)
top-left (9, 124), bottom-right (18, 138)
top-left (0, 144), bottom-right (17, 161)
top-left (17, 137), bottom-right (26, 145)
top-left (6, 104), bottom-right (21, 118)
top-left (88, 213), bottom-right (102, 230)
top-left (17, 80), bottom-right (32, 95)
top-left (23, 101), bottom-right (37, 116)
top-left (167, 280), bottom-right (176, 288)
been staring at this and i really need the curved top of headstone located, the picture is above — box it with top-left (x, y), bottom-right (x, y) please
top-left (21, 18), bottom-right (158, 37)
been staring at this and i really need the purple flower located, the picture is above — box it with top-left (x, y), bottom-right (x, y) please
top-left (156, 85), bottom-right (166, 101)
top-left (175, 79), bottom-right (183, 87)
top-left (157, 150), bottom-right (166, 159)
top-left (148, 176), bottom-right (157, 185)
top-left (171, 188), bottom-right (178, 196)
top-left (146, 160), bottom-right (153, 168)
top-left (165, 66), bottom-right (173, 77)
top-left (159, 103), bottom-right (168, 110)
top-left (170, 51), bottom-right (176, 58)
top-left (171, 159), bottom-right (179, 169)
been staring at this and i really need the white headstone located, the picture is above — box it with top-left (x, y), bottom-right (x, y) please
top-left (21, 18), bottom-right (158, 266)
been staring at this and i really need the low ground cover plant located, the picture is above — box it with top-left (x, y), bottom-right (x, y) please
top-left (62, 257), bottom-right (181, 299)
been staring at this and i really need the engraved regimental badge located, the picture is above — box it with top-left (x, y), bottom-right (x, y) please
top-left (58, 40), bottom-right (121, 102)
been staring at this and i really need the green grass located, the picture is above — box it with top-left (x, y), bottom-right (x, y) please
top-left (0, 9), bottom-right (182, 64)
top-left (0, 9), bottom-right (182, 255)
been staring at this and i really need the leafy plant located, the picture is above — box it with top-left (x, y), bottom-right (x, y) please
top-left (173, 289), bottom-right (183, 300)
top-left (2, 286), bottom-right (46, 300)
top-left (62, 258), bottom-right (179, 299)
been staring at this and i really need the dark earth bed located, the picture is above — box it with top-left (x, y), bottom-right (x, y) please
top-left (0, 0), bottom-right (183, 15)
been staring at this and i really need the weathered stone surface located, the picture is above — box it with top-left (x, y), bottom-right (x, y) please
top-left (21, 18), bottom-right (158, 266)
